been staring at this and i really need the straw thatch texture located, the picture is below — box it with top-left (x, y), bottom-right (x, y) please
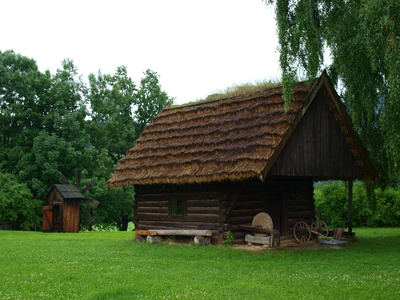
top-left (107, 81), bottom-right (312, 187)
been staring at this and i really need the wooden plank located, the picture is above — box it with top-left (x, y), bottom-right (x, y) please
top-left (148, 229), bottom-right (213, 237)
top-left (136, 230), bottom-right (158, 236)
top-left (138, 222), bottom-right (222, 231)
top-left (237, 224), bottom-right (274, 234)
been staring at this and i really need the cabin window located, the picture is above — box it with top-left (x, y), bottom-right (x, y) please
top-left (170, 199), bottom-right (185, 216)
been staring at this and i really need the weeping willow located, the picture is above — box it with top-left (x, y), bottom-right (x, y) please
top-left (266, 0), bottom-right (400, 183)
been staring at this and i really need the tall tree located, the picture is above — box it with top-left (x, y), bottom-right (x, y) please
top-left (17, 59), bottom-right (89, 197)
top-left (134, 69), bottom-right (174, 137)
top-left (87, 66), bottom-right (136, 164)
top-left (0, 50), bottom-right (174, 230)
top-left (0, 50), bottom-right (51, 172)
top-left (42, 59), bottom-right (88, 148)
top-left (266, 0), bottom-right (400, 182)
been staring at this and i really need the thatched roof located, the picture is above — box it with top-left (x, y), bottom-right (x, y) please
top-left (107, 72), bottom-right (377, 187)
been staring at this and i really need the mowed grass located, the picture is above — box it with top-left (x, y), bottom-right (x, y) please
top-left (0, 228), bottom-right (399, 299)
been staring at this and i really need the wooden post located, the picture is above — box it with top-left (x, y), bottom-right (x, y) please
top-left (347, 179), bottom-right (353, 234)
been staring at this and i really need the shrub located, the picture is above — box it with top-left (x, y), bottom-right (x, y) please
top-left (314, 181), bottom-right (348, 227)
top-left (0, 172), bottom-right (42, 230)
top-left (314, 181), bottom-right (400, 227)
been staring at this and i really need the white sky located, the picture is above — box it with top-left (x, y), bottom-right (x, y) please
top-left (1, 0), bottom-right (280, 104)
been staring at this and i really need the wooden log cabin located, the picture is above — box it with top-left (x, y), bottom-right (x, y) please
top-left (107, 72), bottom-right (377, 244)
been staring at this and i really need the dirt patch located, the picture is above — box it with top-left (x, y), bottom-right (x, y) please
top-left (234, 238), bottom-right (354, 252)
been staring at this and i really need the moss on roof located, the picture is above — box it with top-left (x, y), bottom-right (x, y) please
top-left (170, 79), bottom-right (281, 108)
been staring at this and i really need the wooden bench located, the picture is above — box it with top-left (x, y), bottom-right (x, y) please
top-left (136, 229), bottom-right (213, 244)
top-left (237, 224), bottom-right (281, 247)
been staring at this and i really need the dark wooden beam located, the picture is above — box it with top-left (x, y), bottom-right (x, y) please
top-left (348, 179), bottom-right (353, 234)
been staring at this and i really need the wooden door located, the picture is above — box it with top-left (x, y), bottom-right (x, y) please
top-left (42, 205), bottom-right (53, 232)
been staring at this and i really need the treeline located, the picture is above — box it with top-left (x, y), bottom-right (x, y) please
top-left (0, 50), bottom-right (173, 230)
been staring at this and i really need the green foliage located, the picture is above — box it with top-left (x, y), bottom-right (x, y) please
top-left (314, 181), bottom-right (400, 227)
top-left (0, 50), bottom-right (173, 230)
top-left (0, 172), bottom-right (41, 230)
top-left (134, 69), bottom-right (174, 136)
top-left (0, 229), bottom-right (399, 298)
top-left (207, 79), bottom-right (281, 101)
top-left (87, 66), bottom-right (136, 164)
top-left (0, 50), bottom-right (52, 171)
top-left (314, 181), bottom-right (348, 227)
top-left (223, 230), bottom-right (235, 246)
top-left (266, 0), bottom-right (400, 182)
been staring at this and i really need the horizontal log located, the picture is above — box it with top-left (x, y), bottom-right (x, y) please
top-left (137, 221), bottom-right (223, 231)
top-left (287, 205), bottom-right (312, 212)
top-left (237, 224), bottom-right (274, 234)
top-left (136, 201), bottom-right (168, 207)
top-left (187, 208), bottom-right (221, 214)
top-left (136, 191), bottom-right (222, 201)
top-left (135, 230), bottom-right (158, 236)
top-left (229, 209), bottom-right (263, 218)
top-left (231, 201), bottom-right (263, 209)
top-left (186, 200), bottom-right (221, 207)
top-left (136, 213), bottom-right (223, 223)
top-left (146, 229), bottom-right (213, 237)
top-left (287, 211), bottom-right (314, 219)
top-left (287, 198), bottom-right (313, 205)
top-left (228, 216), bottom-right (254, 224)
top-left (136, 207), bottom-right (168, 213)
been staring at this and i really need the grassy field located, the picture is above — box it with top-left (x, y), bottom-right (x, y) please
top-left (0, 228), bottom-right (399, 299)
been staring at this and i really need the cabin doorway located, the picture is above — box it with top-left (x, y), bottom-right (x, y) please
top-left (265, 195), bottom-right (286, 235)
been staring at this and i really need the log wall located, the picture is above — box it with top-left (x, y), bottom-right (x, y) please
top-left (134, 177), bottom-right (315, 243)
top-left (225, 177), bottom-right (314, 240)
top-left (134, 184), bottom-right (226, 242)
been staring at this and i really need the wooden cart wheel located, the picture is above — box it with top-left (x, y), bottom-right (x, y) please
top-left (293, 221), bottom-right (311, 243)
top-left (311, 220), bottom-right (329, 238)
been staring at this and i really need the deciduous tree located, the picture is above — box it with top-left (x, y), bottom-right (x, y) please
top-left (134, 69), bottom-right (174, 137)
top-left (266, 0), bottom-right (400, 182)
top-left (87, 66), bottom-right (136, 164)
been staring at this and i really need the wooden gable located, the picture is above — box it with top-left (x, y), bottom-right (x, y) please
top-left (269, 89), bottom-right (363, 179)
top-left (267, 72), bottom-right (377, 181)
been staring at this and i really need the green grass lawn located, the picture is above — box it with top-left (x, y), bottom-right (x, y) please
top-left (0, 228), bottom-right (399, 299)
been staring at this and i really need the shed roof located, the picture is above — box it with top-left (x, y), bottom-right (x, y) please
top-left (53, 184), bottom-right (85, 199)
top-left (107, 72), bottom-right (378, 187)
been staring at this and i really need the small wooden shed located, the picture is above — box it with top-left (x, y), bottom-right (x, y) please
top-left (107, 72), bottom-right (377, 244)
top-left (43, 184), bottom-right (84, 233)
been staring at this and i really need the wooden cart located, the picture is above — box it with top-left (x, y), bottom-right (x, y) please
top-left (293, 220), bottom-right (329, 243)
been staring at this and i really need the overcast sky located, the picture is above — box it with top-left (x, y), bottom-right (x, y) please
top-left (1, 0), bottom-right (280, 104)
